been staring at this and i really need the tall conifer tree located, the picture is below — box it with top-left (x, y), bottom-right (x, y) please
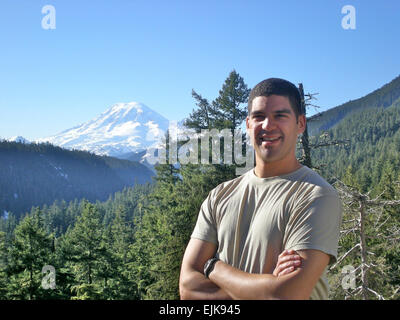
top-left (7, 208), bottom-right (54, 299)
top-left (64, 201), bottom-right (107, 299)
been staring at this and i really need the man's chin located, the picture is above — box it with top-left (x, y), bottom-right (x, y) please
top-left (256, 152), bottom-right (280, 164)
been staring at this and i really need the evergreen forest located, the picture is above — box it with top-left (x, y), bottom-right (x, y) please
top-left (0, 141), bottom-right (154, 216)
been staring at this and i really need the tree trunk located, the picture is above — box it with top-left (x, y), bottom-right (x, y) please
top-left (298, 83), bottom-right (312, 168)
top-left (359, 197), bottom-right (369, 299)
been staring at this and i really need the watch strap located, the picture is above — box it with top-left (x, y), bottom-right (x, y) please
top-left (204, 257), bottom-right (219, 278)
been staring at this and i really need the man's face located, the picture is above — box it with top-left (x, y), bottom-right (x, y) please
top-left (246, 95), bottom-right (305, 165)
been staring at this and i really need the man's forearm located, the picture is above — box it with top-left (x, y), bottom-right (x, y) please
top-left (208, 260), bottom-right (301, 300)
top-left (180, 270), bottom-right (232, 300)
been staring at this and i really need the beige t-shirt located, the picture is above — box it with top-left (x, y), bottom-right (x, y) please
top-left (191, 165), bottom-right (343, 300)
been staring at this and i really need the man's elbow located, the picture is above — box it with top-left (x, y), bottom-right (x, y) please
top-left (179, 274), bottom-right (191, 300)
top-left (179, 281), bottom-right (195, 300)
top-left (179, 287), bottom-right (191, 300)
top-left (179, 270), bottom-right (201, 300)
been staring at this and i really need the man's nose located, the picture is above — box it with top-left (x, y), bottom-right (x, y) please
top-left (261, 117), bottom-right (276, 130)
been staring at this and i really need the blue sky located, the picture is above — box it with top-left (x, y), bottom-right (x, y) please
top-left (1, 0), bottom-right (400, 140)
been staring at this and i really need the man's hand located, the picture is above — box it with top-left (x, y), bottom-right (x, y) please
top-left (273, 249), bottom-right (302, 277)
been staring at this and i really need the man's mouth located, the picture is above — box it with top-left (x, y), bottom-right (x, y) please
top-left (259, 136), bottom-right (282, 146)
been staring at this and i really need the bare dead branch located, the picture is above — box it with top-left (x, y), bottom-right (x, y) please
top-left (390, 287), bottom-right (400, 299)
top-left (366, 199), bottom-right (400, 206)
top-left (310, 139), bottom-right (350, 149)
top-left (366, 287), bottom-right (385, 300)
top-left (330, 243), bottom-right (360, 270)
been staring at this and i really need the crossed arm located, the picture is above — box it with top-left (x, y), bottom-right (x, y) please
top-left (179, 238), bottom-right (330, 300)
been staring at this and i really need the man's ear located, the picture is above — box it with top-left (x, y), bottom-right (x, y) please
top-left (297, 114), bottom-right (306, 134)
top-left (246, 116), bottom-right (253, 137)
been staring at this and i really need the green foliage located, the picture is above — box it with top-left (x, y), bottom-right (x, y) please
top-left (0, 231), bottom-right (8, 299)
top-left (63, 201), bottom-right (126, 300)
top-left (185, 69), bottom-right (250, 132)
top-left (212, 70), bottom-right (250, 130)
top-left (0, 182), bottom-right (152, 300)
top-left (6, 208), bottom-right (55, 299)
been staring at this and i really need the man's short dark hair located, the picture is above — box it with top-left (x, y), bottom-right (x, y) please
top-left (248, 78), bottom-right (303, 118)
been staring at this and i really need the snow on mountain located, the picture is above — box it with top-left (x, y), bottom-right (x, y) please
top-left (36, 102), bottom-right (170, 157)
top-left (8, 136), bottom-right (30, 144)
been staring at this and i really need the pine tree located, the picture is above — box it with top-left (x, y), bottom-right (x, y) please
top-left (185, 69), bottom-right (250, 132)
top-left (105, 205), bottom-right (136, 299)
top-left (184, 90), bottom-right (213, 131)
top-left (64, 201), bottom-right (108, 299)
top-left (184, 70), bottom-right (250, 165)
top-left (0, 231), bottom-right (8, 299)
top-left (6, 208), bottom-right (54, 299)
top-left (212, 70), bottom-right (250, 130)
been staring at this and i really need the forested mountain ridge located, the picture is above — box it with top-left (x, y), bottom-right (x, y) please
top-left (311, 95), bottom-right (400, 194)
top-left (0, 141), bottom-right (154, 218)
top-left (308, 75), bottom-right (400, 135)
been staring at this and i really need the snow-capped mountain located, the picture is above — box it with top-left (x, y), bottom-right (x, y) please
top-left (8, 136), bottom-right (30, 144)
top-left (37, 102), bottom-right (170, 158)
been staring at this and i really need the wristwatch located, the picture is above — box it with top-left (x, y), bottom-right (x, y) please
top-left (204, 257), bottom-right (219, 278)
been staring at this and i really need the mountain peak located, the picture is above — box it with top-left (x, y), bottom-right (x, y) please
top-left (109, 101), bottom-right (144, 113)
top-left (37, 102), bottom-right (170, 157)
top-left (8, 136), bottom-right (30, 144)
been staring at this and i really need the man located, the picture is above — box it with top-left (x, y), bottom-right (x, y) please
top-left (179, 78), bottom-right (342, 300)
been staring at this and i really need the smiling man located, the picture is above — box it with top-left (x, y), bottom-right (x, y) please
top-left (179, 78), bottom-right (343, 300)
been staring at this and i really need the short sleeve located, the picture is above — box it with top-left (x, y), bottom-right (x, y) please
top-left (191, 190), bottom-right (219, 245)
top-left (283, 193), bottom-right (343, 265)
